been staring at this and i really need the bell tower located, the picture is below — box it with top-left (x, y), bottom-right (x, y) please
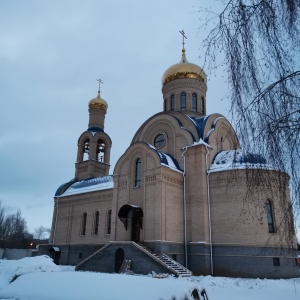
top-left (75, 80), bottom-right (112, 180)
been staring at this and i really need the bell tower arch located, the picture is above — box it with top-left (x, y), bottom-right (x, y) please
top-left (75, 82), bottom-right (112, 180)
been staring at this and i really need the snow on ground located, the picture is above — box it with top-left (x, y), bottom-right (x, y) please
top-left (0, 255), bottom-right (61, 291)
top-left (0, 256), bottom-right (299, 300)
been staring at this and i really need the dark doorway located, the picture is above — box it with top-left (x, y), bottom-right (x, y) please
top-left (118, 205), bottom-right (143, 242)
top-left (132, 217), bottom-right (141, 242)
top-left (49, 247), bottom-right (61, 265)
top-left (114, 248), bottom-right (124, 273)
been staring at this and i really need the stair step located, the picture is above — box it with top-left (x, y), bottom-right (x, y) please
top-left (137, 243), bottom-right (192, 277)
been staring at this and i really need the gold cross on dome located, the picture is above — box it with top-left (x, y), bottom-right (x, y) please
top-left (179, 30), bottom-right (187, 49)
top-left (97, 79), bottom-right (103, 92)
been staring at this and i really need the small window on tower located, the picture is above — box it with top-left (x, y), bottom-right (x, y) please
top-left (154, 134), bottom-right (165, 148)
top-left (181, 93), bottom-right (186, 111)
top-left (192, 93), bottom-right (197, 112)
top-left (171, 95), bottom-right (175, 111)
top-left (201, 96), bottom-right (205, 114)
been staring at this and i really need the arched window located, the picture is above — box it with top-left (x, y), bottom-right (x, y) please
top-left (171, 95), bottom-right (175, 111)
top-left (135, 158), bottom-right (141, 187)
top-left (181, 92), bottom-right (186, 111)
top-left (81, 212), bottom-right (87, 236)
top-left (201, 96), bottom-right (205, 114)
top-left (94, 211), bottom-right (100, 235)
top-left (266, 200), bottom-right (275, 233)
top-left (106, 209), bottom-right (112, 234)
top-left (83, 139), bottom-right (90, 161)
top-left (192, 93), bottom-right (197, 112)
top-left (97, 139), bottom-right (106, 162)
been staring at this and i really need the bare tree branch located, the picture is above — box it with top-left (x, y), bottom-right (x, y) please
top-left (200, 0), bottom-right (300, 226)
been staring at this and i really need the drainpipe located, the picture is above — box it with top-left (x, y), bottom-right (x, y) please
top-left (205, 146), bottom-right (213, 275)
top-left (52, 197), bottom-right (59, 244)
top-left (181, 148), bottom-right (188, 268)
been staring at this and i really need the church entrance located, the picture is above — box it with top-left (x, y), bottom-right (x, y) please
top-left (114, 248), bottom-right (124, 273)
top-left (131, 217), bottom-right (140, 242)
top-left (49, 247), bottom-right (61, 265)
top-left (118, 204), bottom-right (143, 242)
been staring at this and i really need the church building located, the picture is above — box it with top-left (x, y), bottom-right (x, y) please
top-left (42, 38), bottom-right (299, 279)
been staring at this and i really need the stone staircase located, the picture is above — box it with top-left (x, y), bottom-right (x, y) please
top-left (137, 243), bottom-right (192, 277)
top-left (119, 259), bottom-right (131, 274)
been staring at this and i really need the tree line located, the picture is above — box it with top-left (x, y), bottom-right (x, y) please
top-left (0, 201), bottom-right (50, 249)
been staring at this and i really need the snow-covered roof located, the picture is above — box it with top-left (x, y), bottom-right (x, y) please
top-left (184, 138), bottom-right (212, 150)
top-left (188, 115), bottom-right (225, 143)
top-left (209, 149), bottom-right (275, 173)
top-left (188, 115), bottom-right (209, 140)
top-left (147, 144), bottom-right (183, 173)
top-left (159, 152), bottom-right (183, 173)
top-left (59, 176), bottom-right (113, 197)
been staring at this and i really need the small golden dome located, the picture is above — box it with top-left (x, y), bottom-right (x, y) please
top-left (162, 49), bottom-right (207, 85)
top-left (88, 91), bottom-right (108, 110)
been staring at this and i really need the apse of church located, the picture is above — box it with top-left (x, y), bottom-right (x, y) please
top-left (44, 33), bottom-right (298, 279)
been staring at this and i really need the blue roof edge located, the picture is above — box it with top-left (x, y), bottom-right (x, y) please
top-left (55, 177), bottom-right (77, 196)
top-left (87, 127), bottom-right (104, 132)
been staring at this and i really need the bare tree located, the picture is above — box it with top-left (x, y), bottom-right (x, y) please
top-left (34, 226), bottom-right (50, 243)
top-left (0, 201), bottom-right (6, 247)
top-left (3, 210), bottom-right (29, 248)
top-left (0, 202), bottom-right (33, 249)
top-left (199, 1), bottom-right (300, 221)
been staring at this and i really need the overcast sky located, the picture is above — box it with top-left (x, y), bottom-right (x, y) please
top-left (0, 0), bottom-right (232, 233)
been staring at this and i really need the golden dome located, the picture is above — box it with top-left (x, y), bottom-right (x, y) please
top-left (162, 49), bottom-right (207, 85)
top-left (88, 91), bottom-right (108, 110)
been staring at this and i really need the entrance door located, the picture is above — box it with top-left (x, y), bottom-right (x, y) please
top-left (131, 217), bottom-right (141, 242)
top-left (114, 248), bottom-right (124, 273)
top-left (118, 204), bottom-right (143, 242)
top-left (49, 247), bottom-right (61, 265)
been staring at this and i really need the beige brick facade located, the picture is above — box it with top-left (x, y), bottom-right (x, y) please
top-left (48, 48), bottom-right (298, 278)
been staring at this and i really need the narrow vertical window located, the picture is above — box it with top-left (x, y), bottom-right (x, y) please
top-left (135, 158), bottom-right (141, 187)
top-left (192, 93), bottom-right (197, 112)
top-left (201, 96), bottom-right (205, 114)
top-left (266, 199), bottom-right (275, 233)
top-left (171, 95), bottom-right (175, 111)
top-left (181, 92), bottom-right (186, 111)
top-left (81, 212), bottom-right (87, 236)
top-left (164, 99), bottom-right (167, 111)
top-left (106, 209), bottom-right (112, 234)
top-left (94, 211), bottom-right (100, 235)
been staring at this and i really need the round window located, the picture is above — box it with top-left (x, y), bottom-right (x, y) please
top-left (154, 134), bottom-right (165, 148)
